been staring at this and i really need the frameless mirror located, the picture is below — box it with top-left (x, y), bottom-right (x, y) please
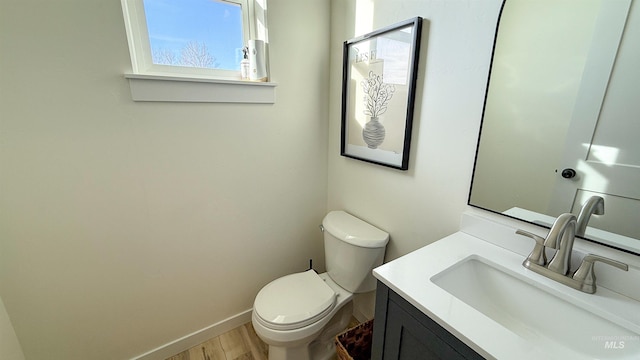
top-left (469, 0), bottom-right (640, 254)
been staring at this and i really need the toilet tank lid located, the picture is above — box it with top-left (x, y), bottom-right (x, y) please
top-left (322, 211), bottom-right (389, 248)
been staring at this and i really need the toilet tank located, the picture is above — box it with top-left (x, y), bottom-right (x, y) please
top-left (322, 211), bottom-right (389, 293)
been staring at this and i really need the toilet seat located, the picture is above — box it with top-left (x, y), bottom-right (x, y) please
top-left (254, 270), bottom-right (336, 331)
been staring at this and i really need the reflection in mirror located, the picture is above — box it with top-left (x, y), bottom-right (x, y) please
top-left (469, 0), bottom-right (640, 254)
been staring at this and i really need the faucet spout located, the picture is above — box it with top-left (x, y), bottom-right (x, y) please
top-left (518, 210), bottom-right (625, 294)
top-left (576, 196), bottom-right (604, 237)
top-left (545, 213), bottom-right (577, 275)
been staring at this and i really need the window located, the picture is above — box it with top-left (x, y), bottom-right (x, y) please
top-left (121, 0), bottom-right (274, 103)
top-left (145, 0), bottom-right (245, 71)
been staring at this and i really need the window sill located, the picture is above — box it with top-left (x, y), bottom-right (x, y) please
top-left (124, 74), bottom-right (276, 103)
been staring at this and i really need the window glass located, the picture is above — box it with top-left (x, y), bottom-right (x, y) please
top-left (142, 0), bottom-right (245, 71)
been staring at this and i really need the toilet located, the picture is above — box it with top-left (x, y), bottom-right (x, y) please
top-left (252, 211), bottom-right (389, 360)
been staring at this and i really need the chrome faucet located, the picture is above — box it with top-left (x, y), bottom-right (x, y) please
top-left (545, 213), bottom-right (577, 275)
top-left (573, 254), bottom-right (628, 293)
top-left (576, 196), bottom-right (604, 237)
top-left (516, 212), bottom-right (628, 294)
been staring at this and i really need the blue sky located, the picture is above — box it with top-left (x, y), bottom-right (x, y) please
top-left (143, 0), bottom-right (244, 70)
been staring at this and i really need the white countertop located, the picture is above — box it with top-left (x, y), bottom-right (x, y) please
top-left (372, 226), bottom-right (640, 359)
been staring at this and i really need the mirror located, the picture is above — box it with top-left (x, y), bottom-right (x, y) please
top-left (469, 0), bottom-right (640, 254)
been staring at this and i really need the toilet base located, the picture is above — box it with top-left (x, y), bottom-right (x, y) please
top-left (267, 344), bottom-right (310, 360)
top-left (264, 301), bottom-right (353, 360)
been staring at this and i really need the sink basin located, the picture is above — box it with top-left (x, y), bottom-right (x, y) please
top-left (373, 215), bottom-right (640, 359)
top-left (431, 256), bottom-right (640, 358)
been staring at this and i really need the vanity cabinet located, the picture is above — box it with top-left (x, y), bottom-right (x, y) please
top-left (371, 281), bottom-right (484, 360)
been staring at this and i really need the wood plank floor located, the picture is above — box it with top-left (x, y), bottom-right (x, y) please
top-left (166, 318), bottom-right (360, 360)
top-left (166, 323), bottom-right (268, 360)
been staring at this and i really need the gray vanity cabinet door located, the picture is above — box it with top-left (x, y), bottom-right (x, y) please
top-left (372, 282), bottom-right (485, 360)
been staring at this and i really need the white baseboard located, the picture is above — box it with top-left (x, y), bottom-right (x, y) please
top-left (131, 309), bottom-right (253, 360)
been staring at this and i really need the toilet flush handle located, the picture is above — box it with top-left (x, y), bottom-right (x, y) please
top-left (319, 224), bottom-right (325, 232)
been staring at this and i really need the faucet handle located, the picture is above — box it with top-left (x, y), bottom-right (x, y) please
top-left (516, 229), bottom-right (547, 266)
top-left (572, 254), bottom-right (628, 293)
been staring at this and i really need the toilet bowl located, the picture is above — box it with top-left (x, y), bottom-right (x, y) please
top-left (252, 271), bottom-right (354, 360)
top-left (252, 211), bottom-right (389, 360)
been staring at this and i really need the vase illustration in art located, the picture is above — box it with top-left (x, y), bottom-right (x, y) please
top-left (363, 116), bottom-right (386, 149)
top-left (361, 71), bottom-right (395, 150)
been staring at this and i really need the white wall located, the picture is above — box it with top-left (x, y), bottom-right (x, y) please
top-left (0, 296), bottom-right (25, 360)
top-left (0, 1), bottom-right (330, 359)
top-left (328, 0), bottom-right (503, 261)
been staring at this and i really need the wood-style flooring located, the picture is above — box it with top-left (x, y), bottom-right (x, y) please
top-left (166, 323), bottom-right (268, 360)
top-left (166, 318), bottom-right (361, 360)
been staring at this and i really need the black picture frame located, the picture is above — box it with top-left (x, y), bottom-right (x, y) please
top-left (340, 17), bottom-right (423, 170)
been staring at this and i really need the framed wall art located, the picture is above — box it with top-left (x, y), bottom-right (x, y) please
top-left (340, 17), bottom-right (423, 170)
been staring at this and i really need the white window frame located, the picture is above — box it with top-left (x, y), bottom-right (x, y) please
top-left (121, 0), bottom-right (275, 103)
